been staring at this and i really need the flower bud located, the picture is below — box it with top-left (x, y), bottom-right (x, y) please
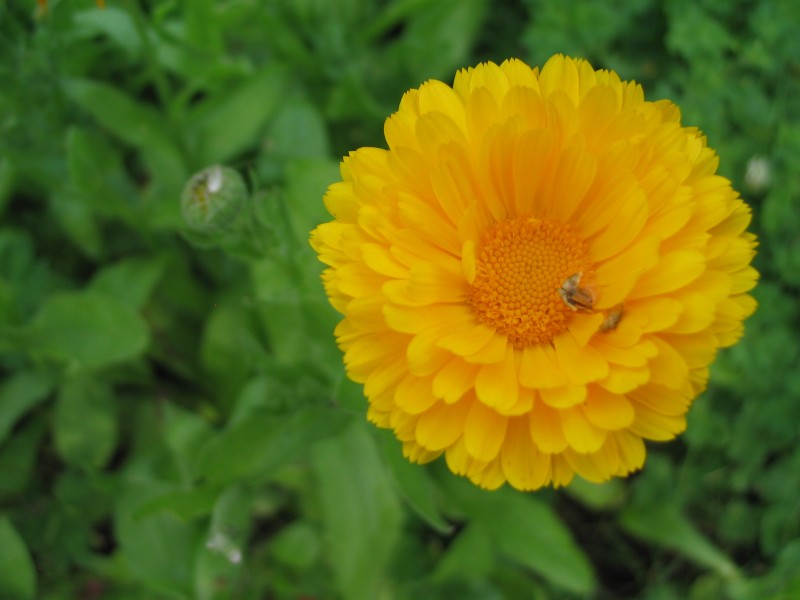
top-left (181, 165), bottom-right (248, 233)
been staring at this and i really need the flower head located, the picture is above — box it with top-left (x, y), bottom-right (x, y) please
top-left (311, 56), bottom-right (758, 490)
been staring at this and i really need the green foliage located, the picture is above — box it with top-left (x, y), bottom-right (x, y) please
top-left (0, 0), bottom-right (796, 598)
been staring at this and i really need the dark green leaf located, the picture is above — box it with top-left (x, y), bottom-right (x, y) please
top-left (0, 369), bottom-right (54, 445)
top-left (0, 419), bottom-right (46, 499)
top-left (0, 516), bottom-right (36, 600)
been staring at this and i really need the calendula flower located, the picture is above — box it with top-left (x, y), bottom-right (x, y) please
top-left (311, 56), bottom-right (757, 491)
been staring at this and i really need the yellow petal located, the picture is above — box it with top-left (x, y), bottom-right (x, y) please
top-left (475, 347), bottom-right (519, 411)
top-left (598, 364), bottom-right (650, 394)
top-left (629, 384), bottom-right (691, 416)
top-left (561, 406), bottom-right (606, 453)
top-left (629, 402), bottom-right (686, 441)
top-left (539, 384), bottom-right (587, 409)
top-left (394, 375), bottom-right (436, 414)
top-left (583, 386), bottom-right (634, 430)
top-left (464, 401), bottom-right (509, 461)
top-left (500, 418), bottom-right (551, 491)
top-left (629, 250), bottom-right (706, 299)
top-left (438, 323), bottom-right (497, 357)
top-left (432, 358), bottom-right (479, 403)
top-left (612, 430), bottom-right (646, 474)
top-left (519, 344), bottom-right (567, 389)
top-left (415, 401), bottom-right (470, 451)
top-left (529, 399), bottom-right (568, 453)
top-left (553, 331), bottom-right (609, 385)
top-left (648, 337), bottom-right (689, 389)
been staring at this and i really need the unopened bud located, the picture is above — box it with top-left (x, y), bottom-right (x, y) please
top-left (181, 165), bottom-right (248, 233)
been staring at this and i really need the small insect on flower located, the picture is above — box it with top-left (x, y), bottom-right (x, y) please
top-left (599, 303), bottom-right (625, 332)
top-left (558, 272), bottom-right (596, 312)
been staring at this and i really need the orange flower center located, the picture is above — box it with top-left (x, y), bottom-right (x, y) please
top-left (467, 217), bottom-right (593, 348)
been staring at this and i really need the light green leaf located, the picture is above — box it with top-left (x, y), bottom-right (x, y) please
top-left (566, 476), bottom-right (626, 511)
top-left (115, 482), bottom-right (199, 598)
top-left (283, 158), bottom-right (340, 245)
top-left (73, 7), bottom-right (142, 58)
top-left (200, 301), bottom-right (266, 400)
top-left (199, 406), bottom-right (352, 485)
top-left (620, 503), bottom-right (741, 580)
top-left (133, 487), bottom-right (219, 521)
top-left (441, 475), bottom-right (595, 594)
top-left (66, 127), bottom-right (137, 220)
top-left (311, 421), bottom-right (403, 600)
top-left (187, 65), bottom-right (288, 165)
top-left (194, 485), bottom-right (252, 600)
top-left (0, 369), bottom-right (54, 445)
top-left (62, 78), bottom-right (187, 224)
top-left (432, 523), bottom-right (494, 583)
top-left (62, 78), bottom-right (183, 164)
top-left (270, 521), bottom-right (321, 570)
top-left (0, 516), bottom-right (36, 600)
top-left (267, 100), bottom-right (331, 160)
top-left (26, 291), bottom-right (149, 371)
top-left (48, 190), bottom-right (104, 259)
top-left (89, 256), bottom-right (165, 310)
top-left (54, 376), bottom-right (117, 468)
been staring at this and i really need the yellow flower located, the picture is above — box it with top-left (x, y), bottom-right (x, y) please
top-left (311, 56), bottom-right (758, 491)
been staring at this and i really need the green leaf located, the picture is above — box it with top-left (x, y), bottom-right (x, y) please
top-left (441, 475), bottom-right (596, 594)
top-left (187, 64), bottom-right (289, 165)
top-left (61, 78), bottom-right (183, 165)
top-left (283, 158), bottom-right (340, 245)
top-left (266, 100), bottom-right (331, 160)
top-left (66, 127), bottom-right (137, 220)
top-left (620, 503), bottom-right (741, 580)
top-left (0, 516), bottom-right (36, 600)
top-left (72, 6), bottom-right (142, 58)
top-left (115, 482), bottom-right (199, 598)
top-left (54, 376), bottom-right (117, 468)
top-left (311, 421), bottom-right (403, 600)
top-left (199, 405), bottom-right (352, 485)
top-left (566, 476), bottom-right (626, 511)
top-left (0, 369), bottom-right (54, 445)
top-left (379, 431), bottom-right (452, 534)
top-left (62, 78), bottom-right (187, 225)
top-left (0, 419), bottom-right (46, 498)
top-left (26, 291), bottom-right (149, 371)
top-left (48, 190), bottom-right (104, 259)
top-left (194, 485), bottom-right (252, 600)
top-left (200, 301), bottom-right (266, 401)
top-left (269, 521), bottom-right (321, 570)
top-left (432, 523), bottom-right (494, 582)
top-left (133, 487), bottom-right (220, 521)
top-left (88, 256), bottom-right (165, 310)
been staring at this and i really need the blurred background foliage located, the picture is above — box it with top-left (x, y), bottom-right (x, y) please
top-left (0, 0), bottom-right (797, 598)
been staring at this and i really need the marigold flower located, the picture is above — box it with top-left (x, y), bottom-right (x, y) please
top-left (311, 56), bottom-right (758, 490)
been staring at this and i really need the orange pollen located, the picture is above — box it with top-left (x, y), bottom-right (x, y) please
top-left (467, 217), bottom-right (594, 348)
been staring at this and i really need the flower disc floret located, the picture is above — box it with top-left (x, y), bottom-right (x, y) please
top-left (468, 218), bottom-right (593, 347)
